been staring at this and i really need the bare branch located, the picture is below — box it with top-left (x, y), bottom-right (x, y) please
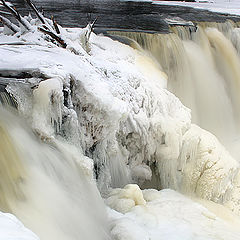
top-left (0, 10), bottom-right (11, 15)
top-left (51, 15), bottom-right (60, 34)
top-left (87, 17), bottom-right (98, 41)
top-left (1, 1), bottom-right (20, 20)
top-left (24, 0), bottom-right (45, 24)
top-left (91, 17), bottom-right (98, 29)
top-left (0, 14), bottom-right (19, 33)
top-left (0, 0), bottom-right (31, 30)
top-left (24, 0), bottom-right (64, 48)
top-left (38, 27), bottom-right (66, 48)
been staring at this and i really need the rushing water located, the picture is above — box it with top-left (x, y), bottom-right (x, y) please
top-left (0, 107), bottom-right (110, 240)
top-left (110, 21), bottom-right (240, 160)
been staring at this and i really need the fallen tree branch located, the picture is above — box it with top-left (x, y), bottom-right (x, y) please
top-left (0, 0), bottom-right (31, 30)
top-left (38, 27), bottom-right (66, 48)
top-left (24, 0), bottom-right (66, 48)
top-left (1, 0), bottom-right (97, 51)
top-left (24, 0), bottom-right (45, 24)
top-left (51, 16), bottom-right (60, 34)
top-left (0, 14), bottom-right (19, 33)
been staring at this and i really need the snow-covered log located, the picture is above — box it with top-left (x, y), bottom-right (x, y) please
top-left (0, 0), bottom-right (31, 31)
top-left (0, 0), bottom-right (97, 52)
top-left (0, 15), bottom-right (19, 33)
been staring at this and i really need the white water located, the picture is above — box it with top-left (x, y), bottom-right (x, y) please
top-left (0, 107), bottom-right (109, 240)
top-left (112, 22), bottom-right (240, 160)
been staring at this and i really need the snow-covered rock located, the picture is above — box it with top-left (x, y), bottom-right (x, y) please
top-left (0, 24), bottom-right (191, 193)
top-left (107, 186), bottom-right (240, 240)
top-left (152, 0), bottom-right (240, 16)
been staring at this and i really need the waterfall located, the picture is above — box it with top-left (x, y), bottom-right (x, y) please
top-left (2, 16), bottom-right (240, 239)
top-left (110, 21), bottom-right (240, 160)
top-left (0, 107), bottom-right (109, 240)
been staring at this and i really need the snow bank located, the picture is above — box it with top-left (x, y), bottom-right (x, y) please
top-left (107, 185), bottom-right (240, 240)
top-left (178, 125), bottom-right (240, 213)
top-left (105, 184), bottom-right (146, 213)
top-left (0, 212), bottom-right (39, 240)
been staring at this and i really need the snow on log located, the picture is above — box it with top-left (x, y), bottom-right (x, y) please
top-left (0, 0), bottom-right (31, 31)
top-left (0, 14), bottom-right (19, 33)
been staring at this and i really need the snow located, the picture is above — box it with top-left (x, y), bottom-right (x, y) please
top-left (105, 184), bottom-right (146, 213)
top-left (178, 125), bottom-right (240, 213)
top-left (0, 212), bottom-right (38, 240)
top-left (107, 186), bottom-right (240, 240)
top-left (32, 77), bottom-right (63, 136)
top-left (152, 0), bottom-right (240, 16)
top-left (0, 23), bottom-right (191, 192)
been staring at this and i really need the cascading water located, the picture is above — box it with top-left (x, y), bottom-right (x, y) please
top-left (0, 107), bottom-right (109, 240)
top-left (111, 21), bottom-right (240, 160)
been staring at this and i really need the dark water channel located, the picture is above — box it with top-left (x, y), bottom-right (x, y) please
top-left (4, 0), bottom-right (240, 33)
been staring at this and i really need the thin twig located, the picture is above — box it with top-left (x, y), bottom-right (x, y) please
top-left (0, 10), bottom-right (11, 15)
top-left (91, 17), bottom-right (98, 30)
top-left (38, 26), bottom-right (66, 48)
top-left (87, 17), bottom-right (98, 41)
top-left (51, 15), bottom-right (60, 34)
top-left (24, 0), bottom-right (45, 24)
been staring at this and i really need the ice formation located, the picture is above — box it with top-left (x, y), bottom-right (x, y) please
top-left (1, 6), bottom-right (240, 240)
top-left (179, 125), bottom-right (240, 212)
top-left (107, 186), bottom-right (240, 240)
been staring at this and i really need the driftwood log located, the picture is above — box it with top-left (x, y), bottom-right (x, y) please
top-left (0, 0), bottom-right (97, 49)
